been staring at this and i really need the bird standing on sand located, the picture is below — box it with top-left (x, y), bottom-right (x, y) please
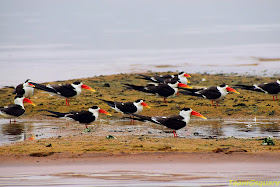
top-left (44, 106), bottom-right (111, 129)
top-left (97, 98), bottom-right (150, 123)
top-left (138, 72), bottom-right (191, 85)
top-left (236, 80), bottom-right (280, 100)
top-left (125, 80), bottom-right (191, 103)
top-left (97, 98), bottom-right (150, 115)
top-left (130, 108), bottom-right (207, 137)
top-left (180, 83), bottom-right (240, 106)
top-left (31, 81), bottom-right (95, 105)
top-left (0, 95), bottom-right (35, 123)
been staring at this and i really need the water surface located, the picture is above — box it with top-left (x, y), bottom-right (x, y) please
top-left (1, 118), bottom-right (279, 145)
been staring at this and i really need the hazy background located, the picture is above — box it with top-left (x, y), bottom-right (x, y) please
top-left (0, 0), bottom-right (280, 86)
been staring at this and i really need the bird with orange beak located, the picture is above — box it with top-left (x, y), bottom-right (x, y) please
top-left (0, 95), bottom-right (35, 123)
top-left (180, 83), bottom-right (240, 106)
top-left (44, 106), bottom-right (111, 129)
top-left (31, 81), bottom-right (95, 105)
top-left (125, 80), bottom-right (192, 103)
top-left (130, 107), bottom-right (207, 137)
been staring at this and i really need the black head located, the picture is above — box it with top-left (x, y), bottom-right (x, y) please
top-left (219, 83), bottom-right (227, 88)
top-left (181, 108), bottom-right (191, 112)
top-left (73, 81), bottom-right (82, 85)
top-left (90, 106), bottom-right (99, 110)
top-left (135, 99), bottom-right (144, 103)
top-left (24, 79), bottom-right (31, 83)
top-left (178, 72), bottom-right (184, 75)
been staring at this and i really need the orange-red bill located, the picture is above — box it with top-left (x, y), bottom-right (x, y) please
top-left (191, 110), bottom-right (207, 119)
top-left (184, 73), bottom-right (191, 78)
top-left (226, 87), bottom-right (240, 94)
top-left (141, 102), bottom-right (151, 108)
top-left (23, 98), bottom-right (36, 106)
top-left (99, 109), bottom-right (111, 116)
top-left (81, 84), bottom-right (96, 92)
top-left (178, 83), bottom-right (192, 89)
top-left (28, 83), bottom-right (35, 87)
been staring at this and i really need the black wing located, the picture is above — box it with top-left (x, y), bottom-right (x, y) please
top-left (198, 87), bottom-right (221, 99)
top-left (66, 111), bottom-right (96, 124)
top-left (151, 115), bottom-right (186, 130)
top-left (258, 82), bottom-right (280, 94)
top-left (51, 84), bottom-right (77, 97)
top-left (0, 105), bottom-right (25, 117)
top-left (154, 84), bottom-right (175, 97)
top-left (115, 101), bottom-right (137, 114)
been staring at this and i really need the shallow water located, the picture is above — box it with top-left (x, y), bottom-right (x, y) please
top-left (0, 118), bottom-right (279, 145)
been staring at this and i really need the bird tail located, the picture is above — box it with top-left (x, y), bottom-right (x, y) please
top-left (235, 84), bottom-right (264, 93)
top-left (43, 110), bottom-right (67, 118)
top-left (94, 97), bottom-right (115, 108)
top-left (179, 90), bottom-right (204, 98)
top-left (30, 82), bottom-right (57, 94)
top-left (124, 84), bottom-right (150, 93)
top-left (130, 113), bottom-right (153, 122)
top-left (235, 84), bottom-right (255, 90)
top-left (137, 74), bottom-right (153, 81)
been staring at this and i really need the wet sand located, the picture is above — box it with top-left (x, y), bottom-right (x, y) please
top-left (1, 153), bottom-right (280, 186)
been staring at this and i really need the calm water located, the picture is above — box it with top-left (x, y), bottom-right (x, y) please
top-left (1, 1), bottom-right (280, 87)
top-left (0, 118), bottom-right (279, 145)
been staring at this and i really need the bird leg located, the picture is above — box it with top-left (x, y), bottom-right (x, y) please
top-left (273, 96), bottom-right (278, 100)
top-left (130, 115), bottom-right (134, 125)
top-left (164, 98), bottom-right (168, 103)
top-left (173, 130), bottom-right (178, 138)
top-left (212, 100), bottom-right (218, 106)
top-left (85, 124), bottom-right (88, 129)
top-left (66, 99), bottom-right (69, 105)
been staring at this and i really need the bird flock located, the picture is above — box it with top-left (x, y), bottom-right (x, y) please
top-left (1, 73), bottom-right (280, 137)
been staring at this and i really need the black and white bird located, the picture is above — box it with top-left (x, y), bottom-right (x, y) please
top-left (130, 108), bottom-right (207, 137)
top-left (125, 80), bottom-right (191, 103)
top-left (31, 81), bottom-right (95, 105)
top-left (44, 106), bottom-right (111, 129)
top-left (0, 95), bottom-right (35, 123)
top-left (13, 79), bottom-right (35, 99)
top-left (236, 80), bottom-right (280, 100)
top-left (138, 72), bottom-right (191, 85)
top-left (180, 83), bottom-right (240, 106)
top-left (97, 98), bottom-right (150, 115)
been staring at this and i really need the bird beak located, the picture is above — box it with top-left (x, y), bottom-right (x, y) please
top-left (226, 87), bottom-right (240, 94)
top-left (99, 109), bottom-right (111, 116)
top-left (184, 73), bottom-right (191, 78)
top-left (191, 110), bottom-right (207, 119)
top-left (178, 83), bottom-right (192, 89)
top-left (141, 102), bottom-right (151, 108)
top-left (28, 83), bottom-right (35, 87)
top-left (187, 80), bottom-right (191, 84)
top-left (23, 98), bottom-right (36, 106)
top-left (81, 84), bottom-right (96, 92)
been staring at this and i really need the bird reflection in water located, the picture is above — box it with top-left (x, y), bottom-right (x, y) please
top-left (0, 121), bottom-right (35, 143)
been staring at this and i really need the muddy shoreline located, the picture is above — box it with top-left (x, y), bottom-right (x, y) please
top-left (0, 72), bottom-right (279, 158)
